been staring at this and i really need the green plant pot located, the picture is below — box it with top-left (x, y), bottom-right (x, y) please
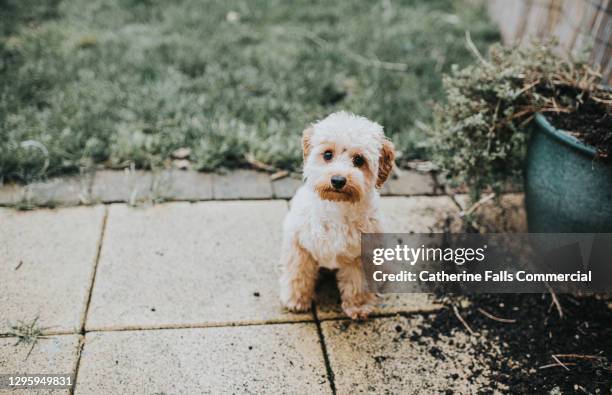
top-left (525, 113), bottom-right (612, 232)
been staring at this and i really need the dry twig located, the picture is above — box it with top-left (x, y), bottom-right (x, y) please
top-left (270, 170), bottom-right (289, 181)
top-left (453, 305), bottom-right (476, 335)
top-left (465, 31), bottom-right (491, 68)
top-left (244, 153), bottom-right (276, 172)
top-left (552, 355), bottom-right (571, 371)
top-left (460, 193), bottom-right (495, 218)
top-left (539, 362), bottom-right (577, 370)
top-left (553, 354), bottom-right (602, 360)
top-left (545, 283), bottom-right (564, 319)
top-left (477, 307), bottom-right (516, 323)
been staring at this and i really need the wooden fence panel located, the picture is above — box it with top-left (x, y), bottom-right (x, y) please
top-left (487, 0), bottom-right (611, 84)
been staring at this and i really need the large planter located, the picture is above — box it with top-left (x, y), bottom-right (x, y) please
top-left (525, 113), bottom-right (612, 232)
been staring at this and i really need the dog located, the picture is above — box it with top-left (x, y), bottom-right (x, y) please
top-left (279, 111), bottom-right (395, 320)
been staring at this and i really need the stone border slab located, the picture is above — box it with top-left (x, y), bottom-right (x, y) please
top-left (0, 169), bottom-right (443, 208)
top-left (212, 170), bottom-right (273, 199)
top-left (0, 183), bottom-right (26, 206)
top-left (271, 176), bottom-right (303, 199)
top-left (154, 170), bottom-right (213, 201)
top-left (25, 174), bottom-right (92, 207)
top-left (91, 170), bottom-right (153, 204)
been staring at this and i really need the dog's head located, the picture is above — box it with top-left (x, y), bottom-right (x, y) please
top-left (302, 111), bottom-right (395, 203)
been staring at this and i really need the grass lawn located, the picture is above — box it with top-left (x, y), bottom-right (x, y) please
top-left (0, 0), bottom-right (498, 182)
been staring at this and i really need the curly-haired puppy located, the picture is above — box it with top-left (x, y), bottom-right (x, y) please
top-left (279, 111), bottom-right (395, 320)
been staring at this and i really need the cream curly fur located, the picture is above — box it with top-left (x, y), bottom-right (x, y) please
top-left (279, 111), bottom-right (395, 320)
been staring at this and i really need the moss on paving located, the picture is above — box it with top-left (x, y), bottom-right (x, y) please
top-left (0, 0), bottom-right (498, 182)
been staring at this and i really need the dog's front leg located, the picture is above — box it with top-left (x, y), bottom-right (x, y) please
top-left (279, 240), bottom-right (318, 313)
top-left (337, 258), bottom-right (378, 320)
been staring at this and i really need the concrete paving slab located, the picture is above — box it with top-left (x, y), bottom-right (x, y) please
top-left (316, 274), bottom-right (441, 320)
top-left (378, 182), bottom-right (391, 196)
top-left (315, 196), bottom-right (455, 319)
top-left (0, 206), bottom-right (106, 334)
top-left (25, 175), bottom-right (92, 207)
top-left (381, 195), bottom-right (461, 234)
top-left (271, 176), bottom-right (303, 199)
top-left (212, 170), bottom-right (273, 199)
top-left (90, 170), bottom-right (153, 204)
top-left (86, 201), bottom-right (310, 331)
top-left (321, 315), bottom-right (500, 394)
top-left (75, 324), bottom-right (330, 394)
top-left (0, 335), bottom-right (80, 395)
top-left (154, 170), bottom-right (213, 201)
top-left (387, 170), bottom-right (436, 196)
top-left (315, 264), bottom-right (442, 320)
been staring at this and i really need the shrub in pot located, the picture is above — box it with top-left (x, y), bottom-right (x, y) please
top-left (429, 42), bottom-right (611, 232)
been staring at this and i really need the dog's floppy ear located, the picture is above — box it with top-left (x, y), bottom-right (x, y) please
top-left (302, 127), bottom-right (314, 161)
top-left (376, 139), bottom-right (395, 188)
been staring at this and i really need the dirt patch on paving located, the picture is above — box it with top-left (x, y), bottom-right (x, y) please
top-left (317, 271), bottom-right (503, 392)
top-left (323, 314), bottom-right (501, 394)
top-left (418, 294), bottom-right (612, 394)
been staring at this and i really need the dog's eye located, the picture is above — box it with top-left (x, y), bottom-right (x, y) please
top-left (323, 151), bottom-right (333, 161)
top-left (353, 155), bottom-right (365, 167)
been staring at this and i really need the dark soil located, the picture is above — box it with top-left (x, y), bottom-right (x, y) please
top-left (420, 294), bottom-right (612, 394)
top-left (545, 93), bottom-right (612, 159)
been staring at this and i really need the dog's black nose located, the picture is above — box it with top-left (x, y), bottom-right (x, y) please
top-left (330, 175), bottom-right (346, 189)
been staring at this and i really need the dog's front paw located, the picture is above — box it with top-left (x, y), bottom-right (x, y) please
top-left (342, 302), bottom-right (375, 320)
top-left (280, 282), bottom-right (313, 313)
top-left (341, 293), bottom-right (378, 320)
top-left (282, 295), bottom-right (312, 313)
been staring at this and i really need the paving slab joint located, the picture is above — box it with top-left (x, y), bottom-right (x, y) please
top-left (72, 205), bottom-right (108, 395)
top-left (79, 205), bottom-right (109, 333)
top-left (313, 303), bottom-right (337, 395)
top-left (70, 335), bottom-right (86, 395)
